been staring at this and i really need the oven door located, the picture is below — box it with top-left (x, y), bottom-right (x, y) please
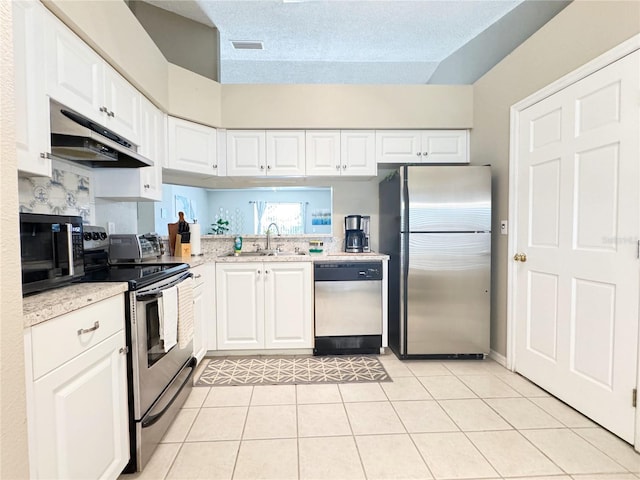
top-left (130, 271), bottom-right (193, 420)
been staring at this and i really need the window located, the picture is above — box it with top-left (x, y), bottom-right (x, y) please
top-left (254, 202), bottom-right (304, 234)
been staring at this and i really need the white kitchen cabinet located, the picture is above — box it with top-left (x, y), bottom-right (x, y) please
top-left (264, 262), bottom-right (313, 349)
top-left (266, 131), bottom-right (306, 176)
top-left (216, 262), bottom-right (312, 350)
top-left (192, 263), bottom-right (215, 361)
top-left (167, 116), bottom-right (221, 176)
top-left (227, 130), bottom-right (306, 176)
top-left (13, 0), bottom-right (51, 177)
top-left (24, 294), bottom-right (129, 480)
top-left (226, 130), bottom-right (266, 176)
top-left (376, 130), bottom-right (469, 164)
top-left (216, 263), bottom-right (264, 350)
top-left (340, 130), bottom-right (377, 176)
top-left (45, 11), bottom-right (140, 144)
top-left (94, 97), bottom-right (164, 201)
top-left (305, 130), bottom-right (341, 175)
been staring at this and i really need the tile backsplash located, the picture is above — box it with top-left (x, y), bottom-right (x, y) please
top-left (18, 160), bottom-right (95, 224)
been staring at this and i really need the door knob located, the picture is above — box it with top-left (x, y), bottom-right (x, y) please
top-left (513, 253), bottom-right (527, 262)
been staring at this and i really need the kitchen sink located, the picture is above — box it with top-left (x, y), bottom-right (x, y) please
top-left (226, 250), bottom-right (307, 257)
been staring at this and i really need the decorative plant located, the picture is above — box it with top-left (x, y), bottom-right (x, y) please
top-left (210, 219), bottom-right (230, 235)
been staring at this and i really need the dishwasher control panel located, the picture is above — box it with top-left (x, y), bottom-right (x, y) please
top-left (314, 262), bottom-right (382, 281)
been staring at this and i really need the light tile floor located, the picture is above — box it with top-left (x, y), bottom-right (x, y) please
top-left (126, 353), bottom-right (640, 480)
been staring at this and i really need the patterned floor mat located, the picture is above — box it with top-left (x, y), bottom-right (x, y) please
top-left (195, 355), bottom-right (391, 386)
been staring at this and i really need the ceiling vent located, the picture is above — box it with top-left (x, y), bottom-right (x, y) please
top-left (231, 41), bottom-right (264, 50)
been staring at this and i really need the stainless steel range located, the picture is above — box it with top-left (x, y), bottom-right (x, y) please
top-left (80, 226), bottom-right (195, 473)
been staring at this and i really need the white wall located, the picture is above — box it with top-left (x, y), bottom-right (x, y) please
top-left (1, 0), bottom-right (29, 476)
top-left (472, 0), bottom-right (640, 356)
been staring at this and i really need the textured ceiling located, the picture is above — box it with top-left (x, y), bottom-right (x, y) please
top-left (142, 0), bottom-right (570, 84)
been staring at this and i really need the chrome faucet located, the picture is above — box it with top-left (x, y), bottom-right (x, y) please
top-left (265, 223), bottom-right (280, 251)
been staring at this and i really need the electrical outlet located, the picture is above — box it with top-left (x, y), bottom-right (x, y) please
top-left (500, 220), bottom-right (508, 235)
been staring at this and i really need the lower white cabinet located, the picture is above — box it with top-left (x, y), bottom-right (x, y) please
top-left (192, 263), bottom-right (215, 361)
top-left (24, 295), bottom-right (129, 480)
top-left (216, 262), bottom-right (313, 350)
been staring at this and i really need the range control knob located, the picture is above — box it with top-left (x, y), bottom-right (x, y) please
top-left (92, 232), bottom-right (101, 240)
top-left (83, 232), bottom-right (92, 241)
top-left (99, 232), bottom-right (107, 240)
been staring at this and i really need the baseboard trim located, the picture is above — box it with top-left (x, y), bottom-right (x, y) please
top-left (489, 350), bottom-right (507, 368)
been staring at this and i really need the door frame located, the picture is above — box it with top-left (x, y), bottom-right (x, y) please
top-left (506, 33), bottom-right (640, 448)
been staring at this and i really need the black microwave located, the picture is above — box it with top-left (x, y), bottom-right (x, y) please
top-left (20, 213), bottom-right (85, 295)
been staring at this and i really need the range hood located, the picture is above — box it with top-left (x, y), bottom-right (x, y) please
top-left (49, 100), bottom-right (153, 168)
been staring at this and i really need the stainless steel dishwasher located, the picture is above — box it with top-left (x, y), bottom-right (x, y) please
top-left (314, 261), bottom-right (383, 355)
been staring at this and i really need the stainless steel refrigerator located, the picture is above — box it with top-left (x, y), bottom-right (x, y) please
top-left (379, 165), bottom-right (491, 358)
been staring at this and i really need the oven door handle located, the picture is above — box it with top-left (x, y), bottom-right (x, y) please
top-left (135, 272), bottom-right (193, 301)
top-left (141, 357), bottom-right (197, 429)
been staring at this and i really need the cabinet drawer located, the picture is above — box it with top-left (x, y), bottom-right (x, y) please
top-left (31, 294), bottom-right (125, 380)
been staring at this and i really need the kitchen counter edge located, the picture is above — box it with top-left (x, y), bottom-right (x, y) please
top-left (23, 282), bottom-right (129, 328)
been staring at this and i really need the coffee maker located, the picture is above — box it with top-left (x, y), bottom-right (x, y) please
top-left (345, 215), bottom-right (371, 253)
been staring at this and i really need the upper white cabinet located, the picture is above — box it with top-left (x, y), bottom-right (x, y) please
top-left (341, 130), bottom-right (377, 176)
top-left (305, 130), bottom-right (341, 175)
top-left (216, 262), bottom-right (313, 350)
top-left (94, 97), bottom-right (164, 201)
top-left (45, 11), bottom-right (140, 144)
top-left (227, 130), bottom-right (305, 176)
top-left (25, 295), bottom-right (129, 480)
top-left (13, 0), bottom-right (51, 177)
top-left (266, 131), bottom-right (306, 176)
top-left (376, 130), bottom-right (469, 164)
top-left (167, 116), bottom-right (221, 176)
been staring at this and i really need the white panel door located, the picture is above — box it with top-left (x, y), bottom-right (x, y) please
top-left (305, 130), bottom-right (341, 176)
top-left (226, 130), bottom-right (266, 176)
top-left (341, 131), bottom-right (376, 176)
top-left (375, 130), bottom-right (421, 163)
top-left (216, 263), bottom-right (264, 350)
top-left (264, 263), bottom-right (313, 349)
top-left (514, 51), bottom-right (640, 442)
top-left (167, 117), bottom-right (218, 175)
top-left (266, 131), bottom-right (306, 176)
top-left (102, 67), bottom-right (141, 144)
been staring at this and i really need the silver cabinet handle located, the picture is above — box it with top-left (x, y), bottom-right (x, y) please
top-left (108, 110), bottom-right (115, 118)
top-left (119, 346), bottom-right (129, 355)
top-left (143, 184), bottom-right (150, 189)
top-left (40, 152), bottom-right (51, 159)
top-left (342, 164), bottom-right (346, 169)
top-left (416, 152), bottom-right (422, 156)
top-left (422, 152), bottom-right (428, 156)
top-left (267, 165), bottom-right (271, 170)
top-left (194, 274), bottom-right (202, 279)
top-left (260, 165), bottom-right (265, 170)
top-left (77, 321), bottom-right (100, 336)
top-left (265, 270), bottom-right (270, 274)
top-left (99, 106), bottom-right (108, 114)
top-left (212, 164), bottom-right (218, 169)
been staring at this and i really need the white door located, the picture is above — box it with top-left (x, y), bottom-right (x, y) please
top-left (514, 50), bottom-right (639, 443)
top-left (102, 67), bottom-right (141, 144)
top-left (32, 332), bottom-right (129, 479)
top-left (341, 131), bottom-right (376, 176)
top-left (375, 130), bottom-right (421, 163)
top-left (421, 130), bottom-right (469, 164)
top-left (264, 262), bottom-right (313, 349)
top-left (167, 117), bottom-right (217, 175)
top-left (226, 130), bottom-right (266, 176)
top-left (305, 130), bottom-right (341, 176)
top-left (216, 263), bottom-right (264, 350)
top-left (266, 131), bottom-right (306, 176)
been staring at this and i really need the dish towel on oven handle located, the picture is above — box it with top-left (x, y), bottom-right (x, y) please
top-left (159, 285), bottom-right (178, 352)
top-left (177, 276), bottom-right (195, 349)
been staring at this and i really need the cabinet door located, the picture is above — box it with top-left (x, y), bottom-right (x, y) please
top-left (420, 130), bottom-right (469, 163)
top-left (266, 131), bottom-right (306, 176)
top-left (305, 130), bottom-right (341, 176)
top-left (193, 263), bottom-right (215, 360)
top-left (226, 130), bottom-right (266, 176)
top-left (103, 66), bottom-right (141, 144)
top-left (13, 0), bottom-right (51, 177)
top-left (375, 130), bottom-right (421, 163)
top-left (216, 263), bottom-right (264, 349)
top-left (45, 12), bottom-right (103, 122)
top-left (341, 131), bottom-right (376, 176)
top-left (264, 262), bottom-right (313, 349)
top-left (32, 331), bottom-right (129, 480)
top-left (167, 117), bottom-right (218, 175)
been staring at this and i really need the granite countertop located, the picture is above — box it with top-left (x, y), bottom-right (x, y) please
top-left (23, 282), bottom-right (128, 328)
top-left (214, 252), bottom-right (389, 263)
